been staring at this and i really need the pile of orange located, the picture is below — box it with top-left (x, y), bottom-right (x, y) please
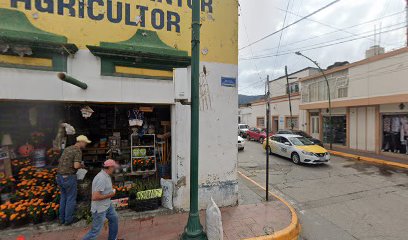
top-left (0, 164), bottom-right (60, 228)
top-left (113, 185), bottom-right (131, 198)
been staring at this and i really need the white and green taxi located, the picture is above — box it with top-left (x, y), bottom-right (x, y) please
top-left (263, 134), bottom-right (330, 164)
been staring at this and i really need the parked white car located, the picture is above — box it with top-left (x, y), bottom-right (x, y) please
top-left (238, 136), bottom-right (245, 151)
top-left (263, 134), bottom-right (330, 164)
top-left (238, 124), bottom-right (249, 137)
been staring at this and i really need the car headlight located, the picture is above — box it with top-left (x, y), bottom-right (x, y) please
top-left (301, 150), bottom-right (315, 156)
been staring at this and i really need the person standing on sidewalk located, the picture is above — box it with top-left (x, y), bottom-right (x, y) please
top-left (56, 135), bottom-right (91, 225)
top-left (83, 159), bottom-right (120, 240)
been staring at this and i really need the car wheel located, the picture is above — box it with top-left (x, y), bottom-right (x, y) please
top-left (291, 152), bottom-right (301, 164)
top-left (259, 137), bottom-right (264, 144)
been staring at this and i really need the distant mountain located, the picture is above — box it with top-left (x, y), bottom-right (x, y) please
top-left (239, 94), bottom-right (264, 105)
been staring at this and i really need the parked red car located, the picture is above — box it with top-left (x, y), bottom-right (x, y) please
top-left (247, 128), bottom-right (272, 143)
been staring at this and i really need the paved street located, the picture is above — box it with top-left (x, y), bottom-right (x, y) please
top-left (238, 141), bottom-right (408, 240)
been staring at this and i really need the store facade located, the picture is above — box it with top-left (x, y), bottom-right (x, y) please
top-left (300, 47), bottom-right (408, 159)
top-left (0, 0), bottom-right (238, 214)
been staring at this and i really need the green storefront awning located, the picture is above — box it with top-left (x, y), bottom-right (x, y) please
top-left (0, 8), bottom-right (78, 54)
top-left (87, 30), bottom-right (191, 70)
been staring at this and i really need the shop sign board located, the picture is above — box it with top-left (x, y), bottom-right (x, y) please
top-left (1, 0), bottom-right (238, 65)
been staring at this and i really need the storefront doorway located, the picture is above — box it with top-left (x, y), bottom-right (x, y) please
top-left (272, 116), bottom-right (279, 133)
top-left (0, 101), bottom-right (173, 214)
top-left (310, 113), bottom-right (320, 139)
top-left (0, 101), bottom-right (172, 174)
top-left (381, 114), bottom-right (408, 155)
top-left (323, 115), bottom-right (347, 146)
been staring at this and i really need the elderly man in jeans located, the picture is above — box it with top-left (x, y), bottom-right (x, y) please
top-left (56, 135), bottom-right (90, 226)
top-left (83, 159), bottom-right (120, 240)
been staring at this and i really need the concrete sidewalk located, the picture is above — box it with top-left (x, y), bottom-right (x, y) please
top-left (329, 147), bottom-right (408, 169)
top-left (3, 174), bottom-right (300, 240)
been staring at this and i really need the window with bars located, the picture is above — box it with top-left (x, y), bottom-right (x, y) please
top-left (285, 117), bottom-right (299, 129)
top-left (256, 117), bottom-right (265, 128)
top-left (311, 117), bottom-right (319, 134)
top-left (337, 87), bottom-right (348, 98)
top-left (286, 82), bottom-right (299, 94)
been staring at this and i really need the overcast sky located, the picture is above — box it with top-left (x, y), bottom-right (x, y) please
top-left (238, 0), bottom-right (407, 95)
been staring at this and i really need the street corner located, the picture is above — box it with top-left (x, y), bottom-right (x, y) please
top-left (238, 171), bottom-right (301, 240)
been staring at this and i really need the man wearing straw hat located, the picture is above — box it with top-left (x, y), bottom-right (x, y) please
top-left (56, 135), bottom-right (91, 226)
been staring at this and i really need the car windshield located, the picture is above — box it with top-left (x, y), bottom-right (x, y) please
top-left (278, 131), bottom-right (291, 134)
top-left (293, 131), bottom-right (311, 138)
top-left (240, 125), bottom-right (249, 129)
top-left (288, 137), bottom-right (315, 146)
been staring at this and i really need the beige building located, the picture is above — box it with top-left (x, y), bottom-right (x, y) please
top-left (238, 67), bottom-right (319, 131)
top-left (300, 47), bottom-right (408, 158)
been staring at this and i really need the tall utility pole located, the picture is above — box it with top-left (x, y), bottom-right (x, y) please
top-left (285, 66), bottom-right (294, 130)
top-left (406, 0), bottom-right (408, 46)
top-left (181, 0), bottom-right (207, 239)
top-left (265, 75), bottom-right (270, 201)
top-left (295, 52), bottom-right (333, 150)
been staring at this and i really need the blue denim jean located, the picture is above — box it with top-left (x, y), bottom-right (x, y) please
top-left (83, 205), bottom-right (118, 240)
top-left (56, 174), bottom-right (77, 224)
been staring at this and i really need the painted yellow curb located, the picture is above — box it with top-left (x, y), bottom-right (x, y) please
top-left (238, 171), bottom-right (301, 240)
top-left (328, 150), bottom-right (408, 169)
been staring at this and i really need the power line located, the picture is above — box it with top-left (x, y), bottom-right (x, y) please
top-left (239, 0), bottom-right (292, 90)
top-left (241, 21), bottom-right (405, 60)
top-left (238, 1), bottom-right (265, 89)
top-left (239, 0), bottom-right (342, 51)
top-left (239, 11), bottom-right (405, 58)
top-left (275, 4), bottom-right (376, 43)
top-left (259, 0), bottom-right (308, 91)
top-left (239, 25), bottom-right (406, 61)
top-left (238, 2), bottom-right (406, 95)
top-left (267, 0), bottom-right (292, 84)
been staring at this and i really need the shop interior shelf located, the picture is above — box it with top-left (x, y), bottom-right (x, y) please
top-left (131, 133), bottom-right (157, 174)
top-left (127, 170), bottom-right (156, 176)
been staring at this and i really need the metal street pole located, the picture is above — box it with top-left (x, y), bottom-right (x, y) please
top-left (406, 0), bottom-right (408, 46)
top-left (285, 66), bottom-right (294, 130)
top-left (295, 52), bottom-right (333, 150)
top-left (265, 75), bottom-right (270, 201)
top-left (181, 0), bottom-right (207, 239)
